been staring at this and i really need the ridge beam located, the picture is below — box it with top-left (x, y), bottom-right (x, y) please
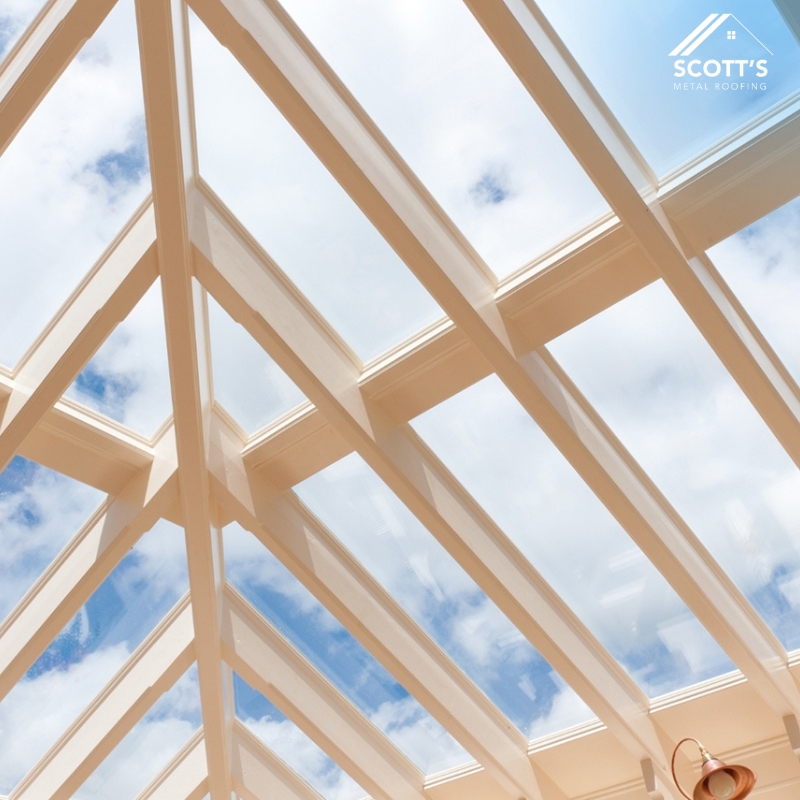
top-left (135, 0), bottom-right (233, 796)
top-left (0, 425), bottom-right (178, 701)
top-left (232, 719), bottom-right (323, 800)
top-left (10, 597), bottom-right (194, 800)
top-left (209, 411), bottom-right (542, 800)
top-left (193, 188), bottom-right (662, 799)
top-left (0, 203), bottom-right (158, 474)
top-left (135, 729), bottom-right (209, 800)
top-left (464, 0), bottom-right (800, 472)
top-left (221, 586), bottom-right (426, 800)
top-left (0, 0), bottom-right (117, 157)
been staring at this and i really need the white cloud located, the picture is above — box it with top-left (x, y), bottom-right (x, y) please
top-left (549, 278), bottom-right (800, 653)
top-left (189, 14), bottom-right (443, 364)
top-left (0, 461), bottom-right (104, 623)
top-left (245, 715), bottom-right (367, 800)
top-left (277, 0), bottom-right (608, 279)
top-left (207, 295), bottom-right (306, 434)
top-left (64, 281), bottom-right (172, 437)
top-left (74, 667), bottom-right (201, 799)
top-left (0, 0), bottom-right (150, 369)
top-left (0, 644), bottom-right (130, 793)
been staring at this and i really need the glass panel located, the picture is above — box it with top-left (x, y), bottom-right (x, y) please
top-left (190, 14), bottom-right (443, 363)
top-left (0, 0), bottom-right (150, 369)
top-left (208, 295), bottom-right (306, 435)
top-left (64, 281), bottom-right (172, 437)
top-left (235, 671), bottom-right (368, 800)
top-left (708, 194), bottom-right (800, 382)
top-left (411, 374), bottom-right (734, 696)
top-left (0, 457), bottom-right (104, 623)
top-left (0, 519), bottom-right (189, 793)
top-left (224, 523), bottom-right (470, 773)
top-left (0, 0), bottom-right (47, 60)
top-left (75, 665), bottom-right (201, 799)
top-left (296, 453), bottom-right (595, 738)
top-left (549, 280), bottom-right (800, 651)
top-left (535, 0), bottom-right (800, 176)
top-left (279, 0), bottom-right (608, 279)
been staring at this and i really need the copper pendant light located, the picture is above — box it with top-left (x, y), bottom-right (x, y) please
top-left (671, 738), bottom-right (756, 800)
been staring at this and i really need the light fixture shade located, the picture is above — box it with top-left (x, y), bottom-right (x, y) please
top-left (692, 756), bottom-right (757, 800)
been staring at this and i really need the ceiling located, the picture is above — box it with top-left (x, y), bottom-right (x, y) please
top-left (2, 0), bottom-right (800, 798)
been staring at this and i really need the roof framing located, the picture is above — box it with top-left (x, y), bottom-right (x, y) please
top-left (2, 0), bottom-right (800, 798)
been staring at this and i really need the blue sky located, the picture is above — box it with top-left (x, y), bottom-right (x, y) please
top-left (535, 0), bottom-right (800, 175)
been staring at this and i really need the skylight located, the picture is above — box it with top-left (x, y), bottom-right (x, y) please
top-left (2, 0), bottom-right (800, 797)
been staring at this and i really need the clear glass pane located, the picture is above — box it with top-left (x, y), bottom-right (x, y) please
top-left (296, 453), bottom-right (596, 738)
top-left (190, 14), bottom-right (443, 363)
top-left (75, 665), bottom-right (201, 799)
top-left (279, 0), bottom-right (608, 279)
top-left (0, 519), bottom-right (189, 792)
top-left (411, 374), bottom-right (734, 696)
top-left (549, 280), bottom-right (800, 651)
top-left (224, 523), bottom-right (470, 773)
top-left (708, 194), bottom-right (800, 383)
top-left (535, 0), bottom-right (800, 176)
top-left (0, 0), bottom-right (48, 60)
top-left (208, 295), bottom-right (306, 435)
top-left (235, 671), bottom-right (368, 800)
top-left (64, 281), bottom-right (172, 437)
top-left (0, 0), bottom-right (150, 369)
top-left (0, 456), bottom-right (104, 623)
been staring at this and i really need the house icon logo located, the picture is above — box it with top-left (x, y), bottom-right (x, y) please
top-left (669, 13), bottom-right (773, 56)
top-left (670, 13), bottom-right (772, 90)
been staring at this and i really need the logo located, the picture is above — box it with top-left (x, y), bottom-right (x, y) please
top-left (670, 13), bottom-right (772, 92)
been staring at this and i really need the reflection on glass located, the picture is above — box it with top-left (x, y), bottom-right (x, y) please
top-left (411, 374), bottom-right (734, 696)
top-left (0, 457), bottom-right (104, 623)
top-left (0, 0), bottom-right (48, 61)
top-left (709, 194), bottom-right (800, 383)
top-left (235, 671), bottom-right (367, 800)
top-left (224, 523), bottom-right (470, 773)
top-left (0, 519), bottom-right (189, 793)
top-left (190, 14), bottom-right (443, 362)
top-left (75, 665), bottom-right (201, 799)
top-left (535, 0), bottom-right (800, 176)
top-left (296, 453), bottom-right (595, 738)
top-left (279, 0), bottom-right (608, 279)
top-left (64, 281), bottom-right (172, 437)
top-left (550, 280), bottom-right (800, 651)
top-left (208, 295), bottom-right (306, 434)
top-left (0, 0), bottom-right (150, 369)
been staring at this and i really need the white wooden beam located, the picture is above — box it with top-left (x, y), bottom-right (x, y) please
top-left (209, 411), bottom-right (542, 800)
top-left (0, 203), bottom-right (158, 471)
top-left (135, 0), bottom-right (232, 796)
top-left (0, 0), bottom-right (117, 157)
top-left (0, 424), bottom-right (178, 701)
top-left (221, 586), bottom-right (427, 800)
top-left (135, 728), bottom-right (209, 800)
top-left (10, 597), bottom-right (195, 800)
top-left (231, 720), bottom-right (322, 800)
top-left (192, 191), bottom-right (676, 798)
